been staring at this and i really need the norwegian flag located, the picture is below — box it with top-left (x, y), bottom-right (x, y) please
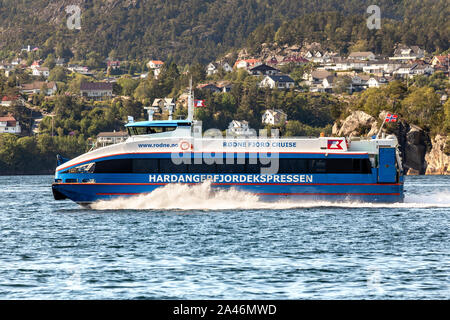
top-left (194, 99), bottom-right (205, 107)
top-left (385, 113), bottom-right (398, 122)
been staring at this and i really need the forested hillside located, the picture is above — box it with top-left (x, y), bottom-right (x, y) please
top-left (0, 0), bottom-right (448, 64)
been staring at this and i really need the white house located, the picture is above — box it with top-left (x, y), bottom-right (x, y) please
top-left (67, 64), bottom-right (91, 75)
top-left (147, 60), bottom-right (164, 69)
top-left (206, 62), bottom-right (233, 75)
top-left (227, 120), bottom-right (253, 136)
top-left (262, 109), bottom-right (287, 126)
top-left (431, 55), bottom-right (449, 68)
top-left (390, 45), bottom-right (425, 61)
top-left (322, 75), bottom-right (336, 90)
top-left (303, 70), bottom-right (331, 84)
top-left (393, 64), bottom-right (433, 78)
top-left (80, 82), bottom-right (113, 100)
top-left (234, 59), bottom-right (261, 69)
top-left (0, 116), bottom-right (21, 134)
top-left (32, 67), bottom-right (50, 78)
top-left (367, 76), bottom-right (389, 88)
top-left (411, 64), bottom-right (434, 76)
top-left (362, 60), bottom-right (402, 75)
top-left (259, 75), bottom-right (295, 89)
top-left (348, 51), bottom-right (376, 61)
top-left (20, 81), bottom-right (57, 95)
top-left (310, 51), bottom-right (332, 64)
top-left (1, 96), bottom-right (24, 107)
top-left (96, 131), bottom-right (128, 147)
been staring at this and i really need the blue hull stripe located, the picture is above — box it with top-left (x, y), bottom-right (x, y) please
top-left (52, 182), bottom-right (404, 203)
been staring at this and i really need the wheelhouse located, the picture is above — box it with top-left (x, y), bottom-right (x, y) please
top-left (125, 120), bottom-right (192, 137)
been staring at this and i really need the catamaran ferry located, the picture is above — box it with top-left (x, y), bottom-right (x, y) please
top-left (52, 91), bottom-right (404, 205)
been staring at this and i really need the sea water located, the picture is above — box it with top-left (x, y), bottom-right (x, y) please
top-left (0, 175), bottom-right (448, 299)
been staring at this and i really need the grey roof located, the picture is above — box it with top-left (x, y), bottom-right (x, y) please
top-left (348, 51), bottom-right (374, 57)
top-left (80, 82), bottom-right (113, 91)
top-left (311, 70), bottom-right (331, 79)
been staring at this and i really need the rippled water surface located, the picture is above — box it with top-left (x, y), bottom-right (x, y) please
top-left (0, 175), bottom-right (448, 299)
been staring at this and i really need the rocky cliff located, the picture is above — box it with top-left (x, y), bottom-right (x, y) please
top-left (333, 111), bottom-right (447, 175)
top-left (425, 135), bottom-right (450, 175)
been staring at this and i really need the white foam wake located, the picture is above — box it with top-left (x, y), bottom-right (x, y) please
top-left (90, 181), bottom-right (450, 210)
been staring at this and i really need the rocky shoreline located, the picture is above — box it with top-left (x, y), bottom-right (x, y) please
top-left (333, 111), bottom-right (449, 175)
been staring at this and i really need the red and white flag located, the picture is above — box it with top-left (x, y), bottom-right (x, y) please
top-left (385, 113), bottom-right (398, 122)
top-left (194, 99), bottom-right (205, 107)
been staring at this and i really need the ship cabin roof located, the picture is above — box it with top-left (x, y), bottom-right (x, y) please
top-left (125, 120), bottom-right (192, 137)
top-left (125, 120), bottom-right (191, 128)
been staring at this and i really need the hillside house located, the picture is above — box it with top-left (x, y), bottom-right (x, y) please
top-left (249, 63), bottom-right (280, 76)
top-left (234, 59), bottom-right (261, 69)
top-left (303, 51), bottom-right (327, 63)
top-left (216, 81), bottom-right (232, 93)
top-left (67, 65), bottom-right (92, 75)
top-left (431, 55), bottom-right (449, 68)
top-left (390, 45), bottom-right (425, 61)
top-left (96, 131), bottom-right (128, 147)
top-left (262, 109), bottom-right (287, 126)
top-left (197, 83), bottom-right (221, 93)
top-left (20, 81), bottom-right (57, 95)
top-left (278, 56), bottom-right (309, 66)
top-left (309, 75), bottom-right (337, 93)
top-left (227, 120), bottom-right (252, 136)
top-left (80, 82), bottom-right (113, 100)
top-left (348, 51), bottom-right (376, 61)
top-left (206, 62), bottom-right (232, 75)
top-left (325, 59), bottom-right (368, 71)
top-left (152, 98), bottom-right (176, 111)
top-left (0, 116), bottom-right (21, 134)
top-left (367, 76), bottom-right (390, 88)
top-left (362, 60), bottom-right (402, 75)
top-left (107, 60), bottom-right (121, 70)
top-left (351, 74), bottom-right (370, 86)
top-left (1, 96), bottom-right (23, 107)
top-left (303, 70), bottom-right (332, 85)
top-left (147, 60), bottom-right (164, 69)
top-left (32, 67), bottom-right (49, 78)
top-left (259, 75), bottom-right (295, 89)
top-left (393, 63), bottom-right (434, 78)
